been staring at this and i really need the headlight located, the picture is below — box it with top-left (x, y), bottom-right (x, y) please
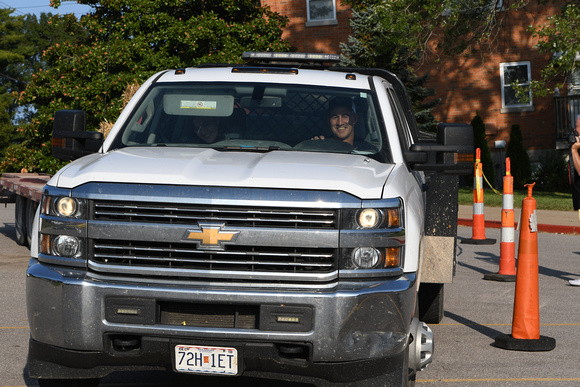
top-left (56, 197), bottom-right (77, 217)
top-left (41, 195), bottom-right (86, 218)
top-left (358, 209), bottom-right (380, 228)
top-left (343, 206), bottom-right (402, 229)
top-left (39, 193), bottom-right (87, 264)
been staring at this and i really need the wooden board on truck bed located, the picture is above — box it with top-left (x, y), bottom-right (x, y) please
top-left (0, 173), bottom-right (51, 203)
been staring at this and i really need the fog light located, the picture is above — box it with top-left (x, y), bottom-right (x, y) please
top-left (54, 235), bottom-right (80, 257)
top-left (352, 247), bottom-right (381, 269)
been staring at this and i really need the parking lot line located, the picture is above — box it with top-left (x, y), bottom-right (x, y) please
top-left (419, 377), bottom-right (580, 383)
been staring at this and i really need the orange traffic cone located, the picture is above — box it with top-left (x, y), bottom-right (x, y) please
top-left (462, 148), bottom-right (496, 245)
top-left (484, 158), bottom-right (516, 282)
top-left (494, 183), bottom-right (555, 351)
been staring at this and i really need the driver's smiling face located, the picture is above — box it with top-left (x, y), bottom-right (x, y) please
top-left (328, 106), bottom-right (357, 145)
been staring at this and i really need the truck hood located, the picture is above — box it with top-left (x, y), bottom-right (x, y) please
top-left (52, 147), bottom-right (394, 199)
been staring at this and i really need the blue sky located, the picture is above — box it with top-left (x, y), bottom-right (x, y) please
top-left (0, 0), bottom-right (92, 18)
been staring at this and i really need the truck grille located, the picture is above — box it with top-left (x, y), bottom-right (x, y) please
top-left (89, 201), bottom-right (339, 281)
top-left (93, 201), bottom-right (336, 229)
top-left (92, 240), bottom-right (335, 272)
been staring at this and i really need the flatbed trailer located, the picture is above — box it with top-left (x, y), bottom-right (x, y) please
top-left (0, 172), bottom-right (51, 246)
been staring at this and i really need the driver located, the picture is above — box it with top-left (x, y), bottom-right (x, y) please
top-left (312, 97), bottom-right (358, 145)
top-left (312, 97), bottom-right (377, 151)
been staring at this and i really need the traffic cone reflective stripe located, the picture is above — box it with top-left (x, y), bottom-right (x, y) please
top-left (494, 183), bottom-right (555, 351)
top-left (472, 155), bottom-right (485, 239)
top-left (472, 205), bottom-right (486, 239)
top-left (498, 159), bottom-right (516, 276)
top-left (484, 158), bottom-right (515, 281)
top-left (462, 148), bottom-right (495, 245)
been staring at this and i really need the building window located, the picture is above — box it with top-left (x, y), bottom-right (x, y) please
top-left (500, 61), bottom-right (533, 113)
top-left (306, 0), bottom-right (337, 27)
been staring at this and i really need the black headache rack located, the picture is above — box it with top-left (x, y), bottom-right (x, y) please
top-left (193, 52), bottom-right (474, 174)
top-left (196, 53), bottom-right (418, 138)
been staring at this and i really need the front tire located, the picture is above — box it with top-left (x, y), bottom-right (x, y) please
top-left (25, 198), bottom-right (38, 247)
top-left (356, 346), bottom-right (415, 387)
top-left (14, 195), bottom-right (27, 246)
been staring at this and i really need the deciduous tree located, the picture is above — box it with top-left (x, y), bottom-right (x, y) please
top-left (2, 0), bottom-right (291, 173)
top-left (0, 9), bottom-right (33, 155)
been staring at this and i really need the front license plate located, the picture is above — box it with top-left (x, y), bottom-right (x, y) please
top-left (175, 345), bottom-right (238, 375)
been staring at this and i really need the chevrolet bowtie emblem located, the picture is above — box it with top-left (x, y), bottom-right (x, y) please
top-left (183, 223), bottom-right (239, 250)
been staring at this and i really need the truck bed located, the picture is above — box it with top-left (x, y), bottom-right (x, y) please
top-left (0, 173), bottom-right (51, 203)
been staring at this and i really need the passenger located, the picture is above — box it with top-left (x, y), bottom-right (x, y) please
top-left (312, 97), bottom-right (377, 151)
top-left (191, 116), bottom-right (223, 143)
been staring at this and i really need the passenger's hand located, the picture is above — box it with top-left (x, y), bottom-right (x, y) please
top-left (311, 135), bottom-right (325, 140)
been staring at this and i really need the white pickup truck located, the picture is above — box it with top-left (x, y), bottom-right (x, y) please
top-left (26, 52), bottom-right (472, 386)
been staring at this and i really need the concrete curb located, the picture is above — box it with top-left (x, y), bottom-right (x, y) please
top-left (458, 218), bottom-right (580, 235)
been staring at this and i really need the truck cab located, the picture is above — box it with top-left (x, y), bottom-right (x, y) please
top-left (28, 52), bottom-right (472, 386)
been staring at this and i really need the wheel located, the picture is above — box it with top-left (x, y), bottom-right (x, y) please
top-left (25, 199), bottom-right (38, 247)
top-left (14, 195), bottom-right (27, 246)
top-left (37, 378), bottom-right (100, 387)
top-left (419, 283), bottom-right (444, 324)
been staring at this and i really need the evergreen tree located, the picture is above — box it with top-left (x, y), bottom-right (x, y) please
top-left (506, 124), bottom-right (531, 189)
top-left (471, 114), bottom-right (495, 188)
top-left (339, 4), bottom-right (440, 132)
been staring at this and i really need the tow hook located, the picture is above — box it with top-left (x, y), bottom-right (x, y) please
top-left (409, 318), bottom-right (434, 372)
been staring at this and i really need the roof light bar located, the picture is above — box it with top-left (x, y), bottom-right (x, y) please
top-left (242, 52), bottom-right (340, 64)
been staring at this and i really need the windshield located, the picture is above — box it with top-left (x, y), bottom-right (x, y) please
top-left (109, 82), bottom-right (390, 161)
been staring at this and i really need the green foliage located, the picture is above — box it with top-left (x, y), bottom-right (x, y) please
top-left (471, 113), bottom-right (495, 187)
top-left (342, 0), bottom-right (515, 64)
top-left (0, 142), bottom-right (66, 174)
top-left (506, 124), bottom-right (532, 189)
top-left (528, 3), bottom-right (580, 96)
top-left (458, 186), bottom-right (573, 211)
top-left (339, 0), bottom-right (524, 132)
top-left (532, 150), bottom-right (569, 193)
top-left (3, 0), bottom-right (291, 173)
top-left (0, 9), bottom-right (35, 158)
top-left (0, 10), bottom-right (88, 163)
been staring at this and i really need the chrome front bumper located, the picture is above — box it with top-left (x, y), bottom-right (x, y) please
top-left (27, 258), bottom-right (417, 364)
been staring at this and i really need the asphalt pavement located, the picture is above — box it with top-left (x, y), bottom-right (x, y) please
top-left (1, 203), bottom-right (579, 386)
top-left (419, 208), bottom-right (580, 386)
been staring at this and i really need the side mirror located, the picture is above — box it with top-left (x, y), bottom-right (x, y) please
top-left (52, 110), bottom-right (103, 160)
top-left (405, 123), bottom-right (474, 175)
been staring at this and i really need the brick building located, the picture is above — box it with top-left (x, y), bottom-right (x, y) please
top-left (262, 0), bottom-right (352, 54)
top-left (417, 1), bottom-right (567, 157)
top-left (263, 0), bottom-right (576, 179)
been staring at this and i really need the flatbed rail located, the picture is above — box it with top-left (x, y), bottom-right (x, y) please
top-left (0, 172), bottom-right (52, 246)
top-left (0, 173), bottom-right (51, 203)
